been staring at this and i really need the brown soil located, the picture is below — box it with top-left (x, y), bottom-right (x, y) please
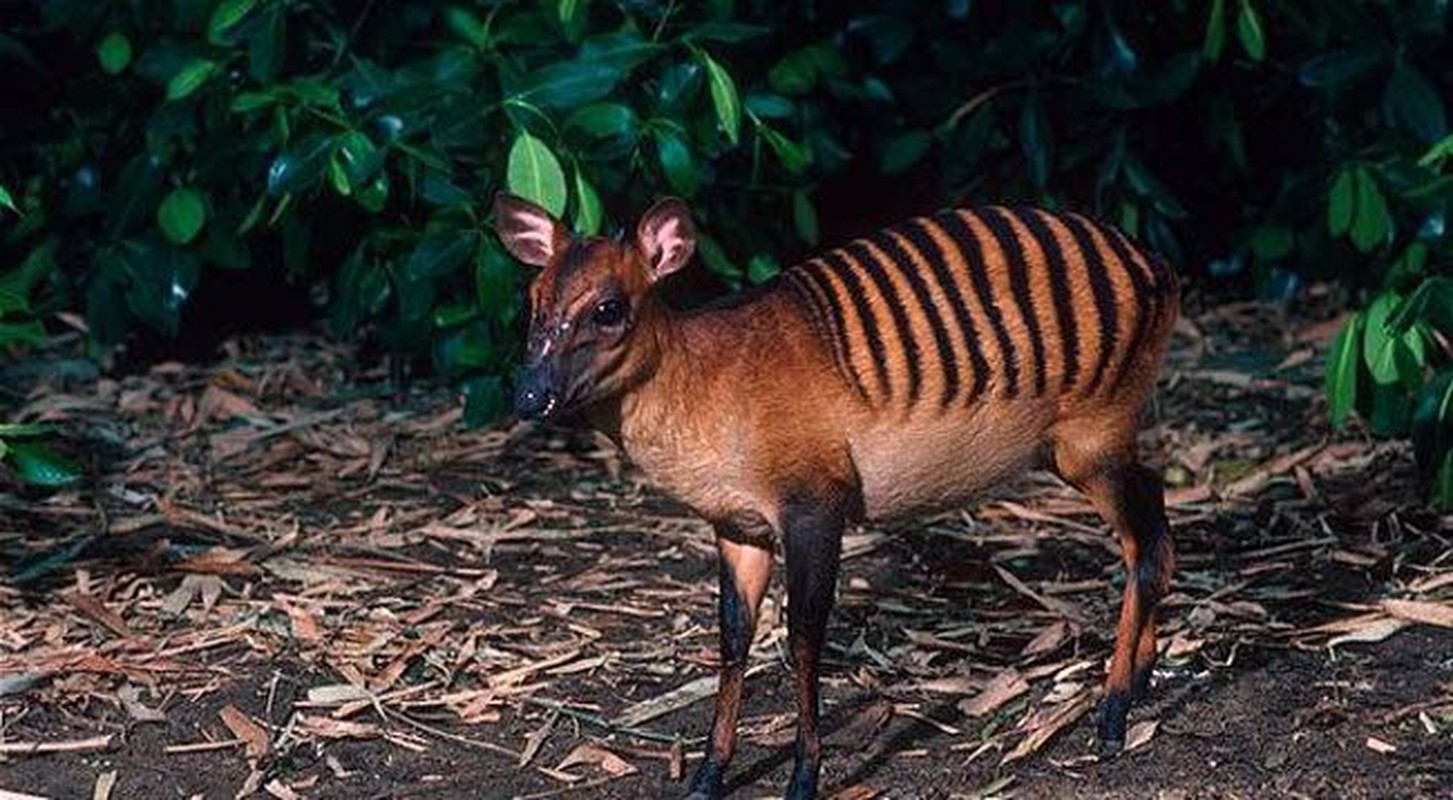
top-left (2, 304), bottom-right (1451, 799)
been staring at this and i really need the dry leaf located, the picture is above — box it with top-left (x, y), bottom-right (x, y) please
top-left (1381, 599), bottom-right (1453, 629)
top-left (305, 684), bottom-right (371, 706)
top-left (218, 705), bottom-right (270, 760)
top-left (1327, 617), bottom-right (1409, 648)
top-left (1001, 693), bottom-right (1095, 763)
top-left (958, 669), bottom-right (1029, 718)
top-left (555, 744), bottom-right (637, 777)
top-left (1125, 719), bottom-right (1159, 752)
top-left (1021, 620), bottom-right (1072, 658)
top-left (117, 685), bottom-right (166, 724)
top-left (1365, 736), bottom-right (1397, 754)
top-left (93, 770), bottom-right (118, 800)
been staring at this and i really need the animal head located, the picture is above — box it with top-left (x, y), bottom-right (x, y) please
top-left (493, 193), bottom-right (696, 421)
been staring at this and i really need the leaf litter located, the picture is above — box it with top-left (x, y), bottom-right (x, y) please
top-left (0, 301), bottom-right (1449, 797)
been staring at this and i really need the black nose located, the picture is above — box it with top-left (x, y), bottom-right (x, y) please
top-left (513, 380), bottom-right (556, 420)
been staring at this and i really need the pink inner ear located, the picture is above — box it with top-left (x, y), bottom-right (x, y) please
top-left (502, 210), bottom-right (558, 265)
top-left (648, 217), bottom-right (687, 273)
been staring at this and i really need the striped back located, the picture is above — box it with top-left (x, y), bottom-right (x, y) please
top-left (783, 206), bottom-right (1178, 410)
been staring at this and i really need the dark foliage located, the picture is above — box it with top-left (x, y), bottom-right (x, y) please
top-left (0, 0), bottom-right (1450, 499)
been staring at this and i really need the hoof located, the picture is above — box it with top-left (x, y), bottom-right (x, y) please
top-left (1097, 736), bottom-right (1124, 759)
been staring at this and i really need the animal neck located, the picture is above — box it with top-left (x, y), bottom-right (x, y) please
top-left (582, 297), bottom-right (692, 440)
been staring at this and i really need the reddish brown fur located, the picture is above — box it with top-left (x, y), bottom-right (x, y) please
top-left (495, 194), bottom-right (1179, 799)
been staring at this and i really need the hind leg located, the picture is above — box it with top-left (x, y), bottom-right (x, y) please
top-left (1054, 427), bottom-right (1175, 755)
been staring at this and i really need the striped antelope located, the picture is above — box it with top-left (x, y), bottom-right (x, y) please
top-left (495, 194), bottom-right (1180, 799)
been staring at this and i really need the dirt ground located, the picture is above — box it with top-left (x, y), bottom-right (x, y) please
top-left (2, 301), bottom-right (1452, 800)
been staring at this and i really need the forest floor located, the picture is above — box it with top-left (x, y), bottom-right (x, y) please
top-left (1, 298), bottom-right (1451, 800)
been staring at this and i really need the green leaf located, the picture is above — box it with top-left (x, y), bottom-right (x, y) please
top-left (334, 131), bottom-right (383, 189)
top-left (267, 135), bottom-right (334, 196)
top-left (166, 58), bottom-right (219, 101)
top-left (357, 172), bottom-right (389, 214)
top-left (1325, 312), bottom-right (1362, 428)
top-left (506, 130), bottom-right (567, 216)
top-left (1412, 370), bottom-right (1453, 483)
top-left (0, 321), bottom-right (47, 347)
top-left (1362, 292), bottom-right (1403, 386)
top-left (747, 254), bottom-right (780, 284)
top-left (1350, 168), bottom-right (1390, 253)
top-left (0, 183), bottom-right (17, 215)
top-left (445, 7), bottom-right (490, 48)
top-left (208, 0), bottom-right (258, 44)
top-left (1202, 0), bottom-right (1225, 62)
top-left (654, 129), bottom-right (699, 196)
top-left (880, 130), bottom-right (931, 175)
top-left (1418, 133), bottom-right (1453, 168)
top-left (5, 441), bottom-right (80, 487)
top-left (407, 232), bottom-right (473, 280)
top-left (96, 31), bottom-right (132, 75)
top-left (565, 103), bottom-right (637, 140)
top-left (1298, 48), bottom-right (1382, 89)
top-left (1327, 168), bottom-right (1355, 237)
top-left (697, 49), bottom-right (742, 145)
top-left (156, 188), bottom-right (207, 246)
top-left (0, 423), bottom-right (54, 438)
top-left (573, 168), bottom-right (602, 236)
top-left (758, 124), bottom-right (810, 174)
top-left (1383, 61), bottom-right (1448, 145)
top-left (792, 189), bottom-right (819, 246)
top-left (558, 0), bottom-right (581, 26)
top-left (247, 3), bottom-right (286, 81)
top-left (1236, 0), bottom-right (1266, 62)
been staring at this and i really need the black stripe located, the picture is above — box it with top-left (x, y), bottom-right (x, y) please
top-left (820, 250), bottom-right (893, 401)
top-left (899, 219), bottom-right (989, 402)
top-left (1016, 208), bottom-right (1080, 390)
top-left (843, 240), bottom-right (923, 406)
top-left (935, 210), bottom-right (1021, 397)
top-left (1092, 219), bottom-right (1156, 393)
top-left (976, 207), bottom-right (1048, 396)
top-left (1057, 213), bottom-right (1119, 395)
top-left (787, 267), bottom-right (868, 401)
top-left (867, 228), bottom-right (962, 408)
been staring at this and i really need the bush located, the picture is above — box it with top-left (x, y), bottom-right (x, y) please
top-left (0, 1), bottom-right (1449, 500)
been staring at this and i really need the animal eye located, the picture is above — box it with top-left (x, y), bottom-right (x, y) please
top-left (592, 297), bottom-right (627, 327)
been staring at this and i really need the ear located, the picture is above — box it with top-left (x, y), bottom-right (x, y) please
top-left (493, 193), bottom-right (566, 267)
top-left (634, 197), bottom-right (696, 281)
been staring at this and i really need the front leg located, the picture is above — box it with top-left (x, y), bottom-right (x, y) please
top-left (686, 528), bottom-right (773, 800)
top-left (782, 495), bottom-right (845, 800)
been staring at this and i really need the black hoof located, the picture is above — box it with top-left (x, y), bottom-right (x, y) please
top-left (785, 762), bottom-right (818, 800)
top-left (1097, 736), bottom-right (1125, 759)
top-left (685, 759), bottom-right (723, 800)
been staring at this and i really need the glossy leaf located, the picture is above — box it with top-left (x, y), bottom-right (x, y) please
top-left (1327, 168), bottom-right (1355, 236)
top-left (1019, 91), bottom-right (1052, 189)
top-left (157, 188), bottom-right (207, 245)
top-left (1325, 312), bottom-right (1362, 428)
top-left (1202, 0), bottom-right (1225, 62)
top-left (573, 168), bottom-right (602, 236)
top-left (1383, 62), bottom-right (1448, 145)
top-left (507, 130), bottom-right (567, 216)
top-left (1235, 0), bottom-right (1265, 62)
top-left (208, 0), bottom-right (258, 44)
top-left (267, 136), bottom-right (334, 196)
top-left (1350, 169), bottom-right (1391, 252)
top-left (0, 183), bottom-right (17, 215)
top-left (654, 129), bottom-right (699, 196)
top-left (881, 130), bottom-right (931, 175)
top-left (5, 441), bottom-right (80, 487)
top-left (698, 49), bottom-right (742, 145)
top-left (166, 59), bottom-right (219, 101)
top-left (96, 31), bottom-right (132, 74)
top-left (1362, 292), bottom-right (1403, 386)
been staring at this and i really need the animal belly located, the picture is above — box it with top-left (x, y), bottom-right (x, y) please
top-left (848, 405), bottom-right (1052, 520)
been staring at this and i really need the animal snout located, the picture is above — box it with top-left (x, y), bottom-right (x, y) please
top-left (513, 366), bottom-right (559, 420)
